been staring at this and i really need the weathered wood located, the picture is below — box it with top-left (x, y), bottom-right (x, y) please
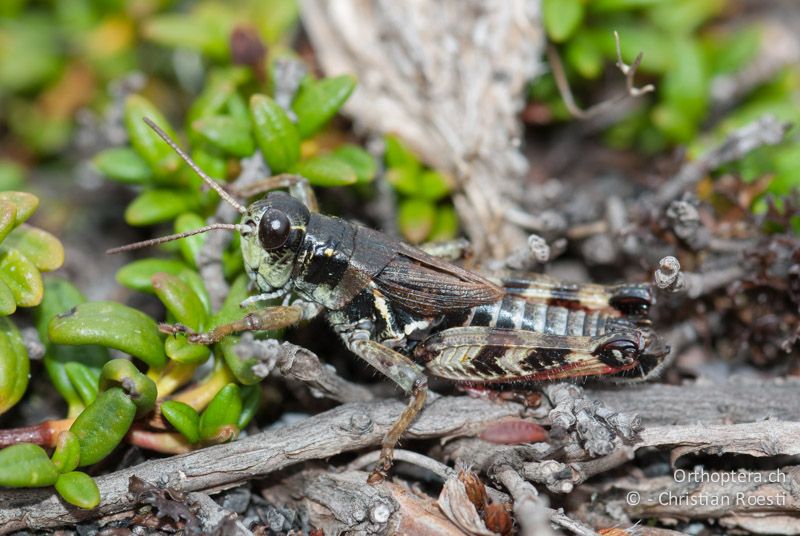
top-left (1, 379), bottom-right (798, 533)
top-left (588, 378), bottom-right (800, 426)
top-left (300, 0), bottom-right (544, 258)
top-left (0, 396), bottom-right (521, 534)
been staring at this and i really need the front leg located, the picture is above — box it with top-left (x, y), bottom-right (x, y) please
top-left (346, 337), bottom-right (428, 484)
top-left (160, 303), bottom-right (314, 345)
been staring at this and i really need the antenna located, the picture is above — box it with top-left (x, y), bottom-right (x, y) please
top-left (106, 223), bottom-right (244, 254)
top-left (142, 117), bottom-right (247, 214)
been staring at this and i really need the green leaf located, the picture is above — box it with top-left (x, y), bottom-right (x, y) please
top-left (386, 166), bottom-right (420, 196)
top-left (0, 160), bottom-right (24, 191)
top-left (165, 336), bottom-right (211, 365)
top-left (565, 32), bottom-right (604, 79)
top-left (93, 147), bottom-right (154, 185)
top-left (152, 272), bottom-right (207, 330)
top-left (429, 205), bottom-right (460, 242)
top-left (143, 10), bottom-right (231, 59)
top-left (116, 258), bottom-right (190, 294)
top-left (64, 362), bottom-right (100, 406)
top-left (589, 0), bottom-right (666, 11)
top-left (35, 278), bottom-right (86, 342)
top-left (226, 92), bottom-right (250, 123)
top-left (0, 280), bottom-right (14, 316)
top-left (0, 15), bottom-right (60, 93)
top-left (238, 384), bottom-right (261, 429)
top-left (189, 146), bottom-right (228, 191)
top-left (35, 278), bottom-right (108, 416)
top-left (0, 443), bottom-right (59, 487)
top-left (176, 269), bottom-right (211, 318)
top-left (543, 0), bottom-right (584, 43)
top-left (0, 200), bottom-right (16, 243)
top-left (0, 191), bottom-right (38, 226)
top-left (3, 223), bottom-right (64, 272)
top-left (250, 94), bottom-right (300, 173)
top-left (218, 336), bottom-right (262, 385)
top-left (99, 359), bottom-right (157, 417)
top-left (55, 471), bottom-right (100, 509)
top-left (192, 115), bottom-right (254, 157)
top-left (124, 95), bottom-right (181, 179)
top-left (292, 75), bottom-right (357, 139)
top-left (0, 246), bottom-right (43, 307)
top-left (654, 39), bottom-right (708, 142)
top-left (417, 170), bottom-right (452, 201)
top-left (49, 301), bottom-right (167, 369)
top-left (199, 383), bottom-right (242, 443)
top-left (384, 135), bottom-right (420, 172)
top-left (187, 68), bottom-right (247, 125)
top-left (51, 431), bottom-right (81, 474)
top-left (251, 0), bottom-right (299, 45)
top-left (161, 400), bottom-right (201, 444)
top-left (398, 199), bottom-right (436, 244)
top-left (210, 274), bottom-right (249, 328)
top-left (124, 189), bottom-right (201, 226)
top-left (647, 0), bottom-right (725, 34)
top-left (173, 213), bottom-right (207, 268)
top-left (152, 271), bottom-right (211, 365)
top-left (0, 317), bottom-right (29, 415)
top-left (591, 25), bottom-right (672, 74)
top-left (332, 145), bottom-right (377, 183)
top-left (70, 387), bottom-right (137, 466)
top-left (289, 154), bottom-right (357, 187)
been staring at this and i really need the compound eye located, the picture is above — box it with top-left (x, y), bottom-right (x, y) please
top-left (258, 209), bottom-right (291, 250)
top-left (598, 337), bottom-right (641, 366)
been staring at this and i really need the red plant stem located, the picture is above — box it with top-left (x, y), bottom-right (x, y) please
top-left (127, 426), bottom-right (191, 454)
top-left (0, 418), bottom-right (73, 448)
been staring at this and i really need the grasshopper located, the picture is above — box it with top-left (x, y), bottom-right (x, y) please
top-left (111, 119), bottom-right (668, 483)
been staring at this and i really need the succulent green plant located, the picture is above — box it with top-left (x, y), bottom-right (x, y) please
top-left (0, 355), bottom-right (157, 508)
top-left (533, 0), bottom-right (800, 220)
top-left (0, 37), bottom-right (381, 508)
top-left (384, 135), bottom-right (459, 244)
top-left (0, 192), bottom-right (64, 416)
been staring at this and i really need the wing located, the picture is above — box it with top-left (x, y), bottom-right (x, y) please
top-left (414, 326), bottom-right (645, 382)
top-left (372, 238), bottom-right (504, 317)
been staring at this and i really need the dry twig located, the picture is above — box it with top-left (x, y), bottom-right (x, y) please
top-left (547, 31), bottom-right (655, 121)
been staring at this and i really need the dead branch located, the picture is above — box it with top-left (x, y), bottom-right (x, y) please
top-left (263, 469), bottom-right (469, 535)
top-left (640, 421), bottom-right (800, 459)
top-left (651, 114), bottom-right (790, 208)
top-left (588, 466), bottom-right (800, 533)
top-left (711, 21), bottom-right (800, 113)
top-left (547, 32), bottom-right (655, 121)
top-left (300, 0), bottom-right (544, 258)
top-left (187, 491), bottom-right (253, 536)
top-left (275, 340), bottom-right (375, 403)
top-left (2, 379), bottom-right (799, 533)
top-left (493, 465), bottom-right (560, 536)
top-left (588, 378), bottom-right (800, 426)
top-left (654, 255), bottom-right (746, 298)
top-left (0, 396), bottom-right (522, 534)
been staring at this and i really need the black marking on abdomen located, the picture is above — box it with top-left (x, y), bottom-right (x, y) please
top-left (469, 296), bottom-right (618, 337)
top-left (470, 305), bottom-right (494, 327)
top-left (495, 295), bottom-right (518, 329)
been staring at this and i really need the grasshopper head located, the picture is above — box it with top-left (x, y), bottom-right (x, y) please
top-left (240, 191), bottom-right (310, 294)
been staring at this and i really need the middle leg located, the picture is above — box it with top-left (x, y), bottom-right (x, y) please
top-left (347, 338), bottom-right (428, 484)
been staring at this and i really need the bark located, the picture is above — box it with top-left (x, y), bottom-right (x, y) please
top-left (300, 0), bottom-right (545, 258)
top-left (2, 378), bottom-right (799, 534)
